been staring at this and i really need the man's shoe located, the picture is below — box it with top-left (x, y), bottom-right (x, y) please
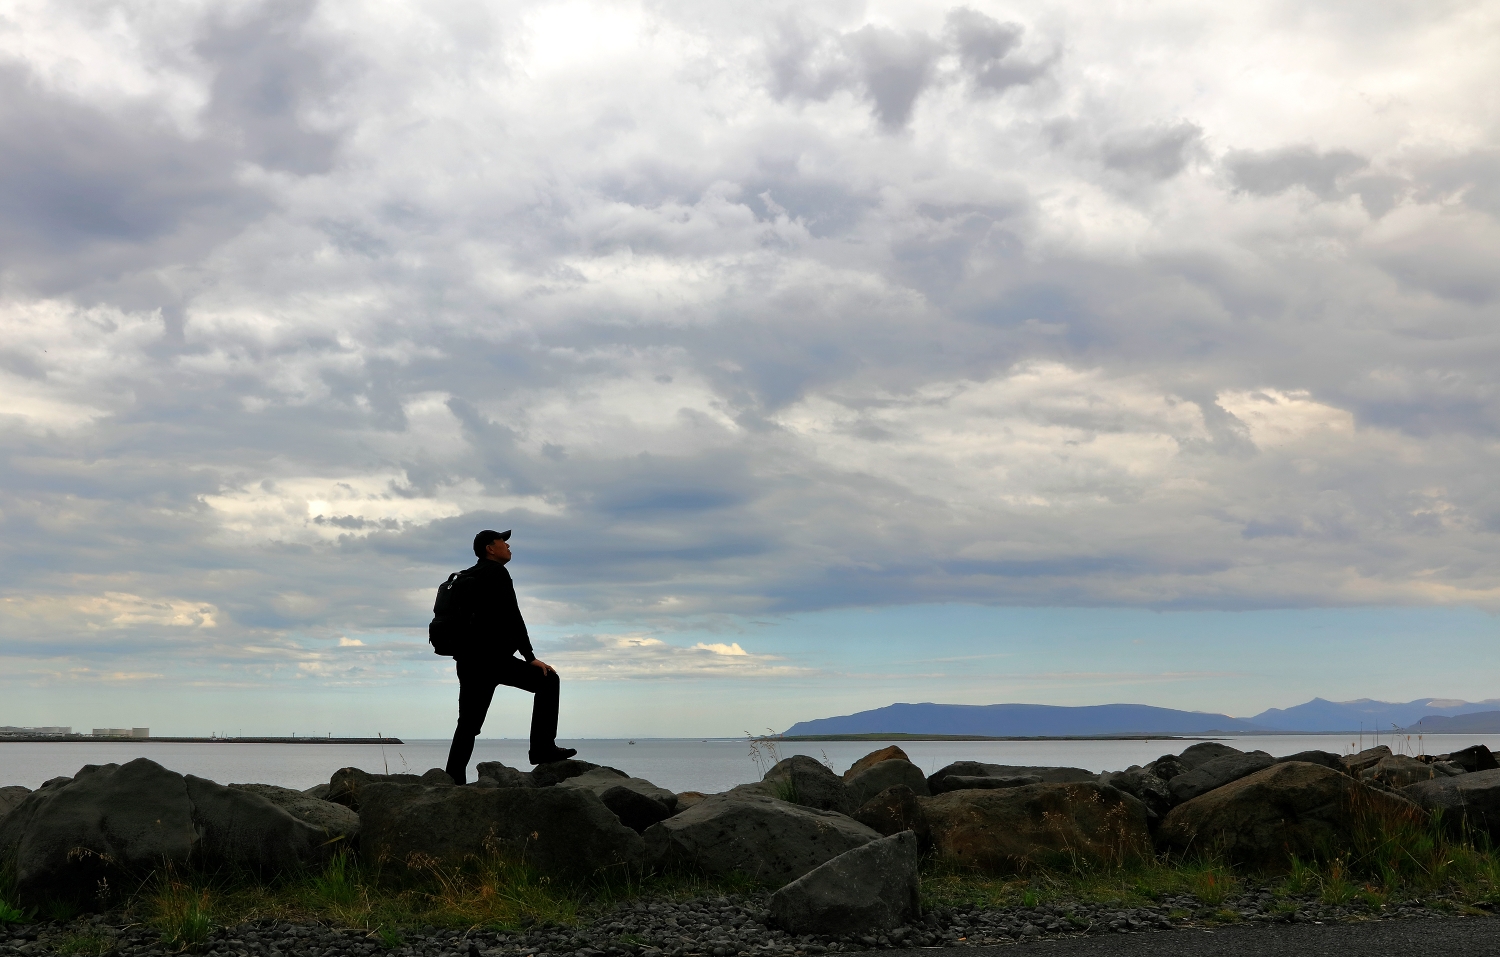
top-left (528, 746), bottom-right (578, 765)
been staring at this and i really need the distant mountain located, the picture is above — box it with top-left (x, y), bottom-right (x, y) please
top-left (781, 702), bottom-right (1268, 737)
top-left (1247, 697), bottom-right (1500, 733)
top-left (1405, 711), bottom-right (1500, 734)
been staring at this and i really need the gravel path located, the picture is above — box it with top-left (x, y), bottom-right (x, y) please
top-left (0, 890), bottom-right (1487, 957)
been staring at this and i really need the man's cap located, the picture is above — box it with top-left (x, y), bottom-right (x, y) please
top-left (473, 529), bottom-right (512, 556)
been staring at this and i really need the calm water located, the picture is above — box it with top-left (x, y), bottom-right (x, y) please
top-left (5, 732), bottom-right (1497, 793)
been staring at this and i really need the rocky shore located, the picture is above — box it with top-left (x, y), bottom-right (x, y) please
top-left (2, 739), bottom-right (1498, 947)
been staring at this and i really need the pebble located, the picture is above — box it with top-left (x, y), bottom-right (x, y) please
top-left (0, 889), bottom-right (1473, 957)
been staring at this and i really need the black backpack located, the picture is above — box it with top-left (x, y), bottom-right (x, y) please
top-left (428, 568), bottom-right (479, 656)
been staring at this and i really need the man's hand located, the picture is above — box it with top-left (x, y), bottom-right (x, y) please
top-left (531, 658), bottom-right (556, 676)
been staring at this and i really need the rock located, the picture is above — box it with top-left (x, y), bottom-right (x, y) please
top-left (844, 746), bottom-right (912, 780)
top-left (1441, 745), bottom-right (1499, 773)
top-left (762, 755), bottom-right (855, 814)
top-left (531, 759), bottom-right (602, 788)
top-left (852, 786), bottom-right (930, 849)
top-left (643, 792), bottom-right (880, 886)
top-left (1159, 761), bottom-right (1422, 869)
top-left (358, 782), bottom-right (644, 882)
top-left (1176, 742), bottom-right (1242, 769)
top-left (0, 758), bottom-right (330, 907)
top-left (1167, 751), bottom-right (1274, 805)
top-left (1146, 755), bottom-right (1188, 782)
top-left (1275, 750), bottom-right (1345, 772)
top-left (1403, 768), bottom-right (1500, 842)
top-left (475, 761), bottom-right (534, 788)
top-left (920, 783), bottom-right (1150, 874)
top-left (303, 783), bottom-right (332, 799)
top-left (845, 760), bottom-right (930, 809)
top-left (1098, 768), bottom-right (1170, 823)
top-left (676, 791), bottom-right (707, 810)
top-left (941, 774), bottom-right (1043, 792)
top-left (421, 768), bottom-right (456, 786)
top-left (1361, 755), bottom-right (1447, 789)
top-left (768, 831), bottom-right (920, 935)
top-left (927, 762), bottom-right (1094, 795)
top-left (556, 768), bottom-right (678, 833)
top-left (227, 784), bottom-right (360, 842)
top-left (1343, 746), bottom-right (1393, 776)
top-left (326, 768), bottom-right (425, 810)
top-left (0, 786), bottom-right (31, 822)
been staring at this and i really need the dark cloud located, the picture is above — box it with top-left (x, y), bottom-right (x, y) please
top-left (1101, 123), bottom-right (1202, 180)
top-left (944, 7), bottom-right (1052, 93)
top-left (1225, 145), bottom-right (1368, 200)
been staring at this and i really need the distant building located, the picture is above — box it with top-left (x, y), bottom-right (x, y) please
top-left (0, 726), bottom-right (72, 735)
top-left (91, 728), bottom-right (149, 737)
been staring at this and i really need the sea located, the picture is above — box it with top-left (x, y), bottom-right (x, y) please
top-left (5, 732), bottom-right (1499, 793)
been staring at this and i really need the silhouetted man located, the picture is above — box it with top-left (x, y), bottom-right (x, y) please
top-left (444, 529), bottom-right (576, 784)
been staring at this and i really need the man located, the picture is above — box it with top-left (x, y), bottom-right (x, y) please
top-left (443, 528), bottom-right (577, 784)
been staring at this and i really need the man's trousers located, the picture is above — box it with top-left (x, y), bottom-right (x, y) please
top-left (444, 656), bottom-right (559, 784)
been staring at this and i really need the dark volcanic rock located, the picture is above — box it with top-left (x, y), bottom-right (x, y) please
top-left (769, 830), bottom-right (920, 935)
top-left (1403, 768), bottom-right (1500, 842)
top-left (644, 791), bottom-right (879, 886)
top-left (0, 786), bottom-right (31, 822)
top-left (844, 746), bottom-right (912, 779)
top-left (1343, 746), bottom-right (1393, 776)
top-left (852, 785), bottom-right (930, 848)
top-left (920, 783), bottom-right (1150, 874)
top-left (326, 768), bottom-right (430, 810)
top-left (845, 759), bottom-right (930, 808)
top-left (474, 760), bottom-right (534, 788)
top-left (0, 758), bottom-right (329, 907)
top-left (228, 783), bottom-right (360, 842)
top-left (531, 759), bottom-right (602, 788)
top-left (1160, 761), bottom-right (1422, 869)
top-left (1167, 751), bottom-right (1274, 805)
top-left (1275, 750), bottom-right (1345, 772)
top-left (928, 762), bottom-right (1093, 795)
top-left (1442, 744), bottom-right (1499, 773)
top-left (762, 755), bottom-right (855, 814)
top-left (358, 782), bottom-right (644, 881)
top-left (1099, 768), bottom-right (1171, 823)
top-left (1175, 742), bottom-right (1242, 769)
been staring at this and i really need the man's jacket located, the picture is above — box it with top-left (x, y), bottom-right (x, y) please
top-left (462, 560), bottom-right (536, 663)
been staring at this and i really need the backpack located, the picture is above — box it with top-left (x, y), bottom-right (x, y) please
top-left (428, 567), bottom-right (479, 657)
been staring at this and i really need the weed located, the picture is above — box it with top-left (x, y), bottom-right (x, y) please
top-left (148, 871), bottom-right (215, 950)
top-left (745, 731), bottom-right (781, 778)
top-left (53, 933), bottom-right (115, 956)
top-left (377, 927), bottom-right (405, 949)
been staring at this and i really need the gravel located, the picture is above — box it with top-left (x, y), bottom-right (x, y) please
top-left (0, 889), bottom-right (1482, 957)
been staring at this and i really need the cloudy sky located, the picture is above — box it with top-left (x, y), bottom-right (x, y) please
top-left (2, 0), bottom-right (1498, 738)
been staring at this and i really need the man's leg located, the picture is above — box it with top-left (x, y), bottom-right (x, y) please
top-left (445, 658), bottom-right (499, 785)
top-left (493, 658), bottom-right (562, 757)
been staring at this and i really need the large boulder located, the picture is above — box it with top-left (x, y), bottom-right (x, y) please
top-left (558, 769), bottom-right (678, 833)
top-left (762, 756), bottom-right (855, 814)
top-left (919, 783), bottom-right (1150, 874)
top-left (1175, 742), bottom-right (1243, 769)
top-left (1168, 751), bottom-right (1275, 805)
top-left (1343, 746), bottom-right (1393, 776)
top-left (852, 786), bottom-right (930, 849)
top-left (1440, 745), bottom-right (1499, 773)
top-left (644, 792), bottom-right (880, 886)
top-left (532, 759), bottom-right (602, 788)
top-left (0, 759), bottom-right (330, 907)
top-left (845, 760), bottom-right (930, 809)
top-left (768, 831), bottom-right (920, 935)
top-left (844, 746), bottom-right (912, 779)
top-left (1361, 755), bottom-right (1457, 789)
top-left (227, 783), bottom-right (360, 843)
top-left (927, 762), bottom-right (1094, 795)
top-left (0, 786), bottom-right (31, 822)
top-left (326, 767), bottom-right (452, 810)
top-left (1098, 768), bottom-right (1170, 823)
top-left (1403, 768), bottom-right (1500, 842)
top-left (1276, 750), bottom-right (1345, 772)
top-left (358, 782), bottom-right (644, 882)
top-left (1159, 761), bottom-right (1421, 869)
top-left (475, 761), bottom-right (534, 788)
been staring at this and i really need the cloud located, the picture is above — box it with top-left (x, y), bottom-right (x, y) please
top-left (0, 0), bottom-right (1498, 707)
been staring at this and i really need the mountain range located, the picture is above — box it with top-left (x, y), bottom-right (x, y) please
top-left (781, 697), bottom-right (1500, 737)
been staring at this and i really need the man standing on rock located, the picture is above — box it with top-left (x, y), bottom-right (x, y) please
top-left (444, 529), bottom-right (576, 784)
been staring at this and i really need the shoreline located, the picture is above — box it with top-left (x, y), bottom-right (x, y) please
top-left (0, 735), bottom-right (403, 744)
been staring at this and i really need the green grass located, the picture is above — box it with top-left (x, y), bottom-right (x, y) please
top-left (52, 932), bottom-right (116, 956)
